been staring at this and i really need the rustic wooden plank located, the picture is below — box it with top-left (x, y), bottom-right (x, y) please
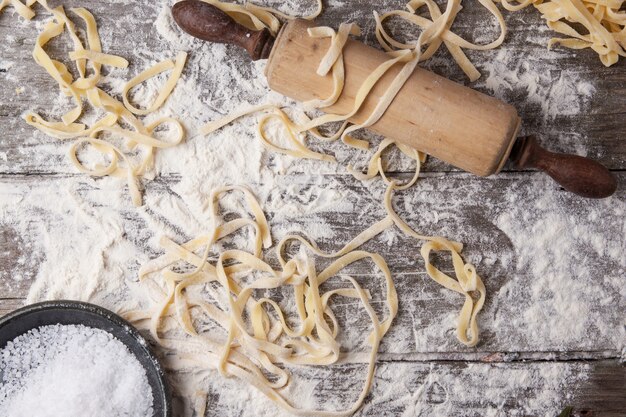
top-left (2, 293), bottom-right (619, 415)
top-left (570, 361), bottom-right (626, 417)
top-left (163, 358), bottom-right (621, 417)
top-left (1, 296), bottom-right (622, 415)
top-left (0, 298), bottom-right (24, 316)
top-left (1, 172), bottom-right (623, 356)
top-left (0, 0), bottom-right (624, 175)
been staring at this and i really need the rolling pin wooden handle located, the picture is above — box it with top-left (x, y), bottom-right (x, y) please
top-left (510, 135), bottom-right (617, 198)
top-left (172, 0), bottom-right (274, 60)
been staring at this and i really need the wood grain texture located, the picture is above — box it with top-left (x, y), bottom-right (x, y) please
top-left (0, 0), bottom-right (624, 415)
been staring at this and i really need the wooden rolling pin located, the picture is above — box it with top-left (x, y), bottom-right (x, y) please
top-left (172, 0), bottom-right (617, 199)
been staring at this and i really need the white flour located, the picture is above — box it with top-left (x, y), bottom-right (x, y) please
top-left (492, 184), bottom-right (625, 350)
top-left (1, 1), bottom-right (622, 416)
top-left (476, 47), bottom-right (596, 123)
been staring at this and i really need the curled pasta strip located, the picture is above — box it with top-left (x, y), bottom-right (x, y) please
top-left (258, 108), bottom-right (336, 162)
top-left (374, 0), bottom-right (506, 81)
top-left (0, 0), bottom-right (35, 20)
top-left (7, 3), bottom-right (188, 206)
top-left (69, 137), bottom-right (143, 206)
top-left (200, 0), bottom-right (322, 35)
top-left (65, 117), bottom-right (183, 206)
top-left (123, 52), bottom-right (188, 115)
top-left (348, 138), bottom-right (425, 191)
top-left (69, 7), bottom-right (102, 91)
top-left (382, 182), bottom-right (485, 347)
top-left (33, 21), bottom-right (83, 125)
top-left (421, 240), bottom-right (486, 347)
top-left (23, 112), bottom-right (118, 140)
top-left (310, 23), bottom-right (361, 77)
top-left (302, 23), bottom-right (360, 110)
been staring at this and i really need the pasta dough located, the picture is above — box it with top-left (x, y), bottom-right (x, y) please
top-left (131, 180), bottom-right (484, 416)
top-left (3, 1), bottom-right (187, 206)
top-left (498, 0), bottom-right (626, 66)
top-left (128, 186), bottom-right (398, 416)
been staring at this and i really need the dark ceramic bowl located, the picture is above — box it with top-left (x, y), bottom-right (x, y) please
top-left (0, 300), bottom-right (171, 417)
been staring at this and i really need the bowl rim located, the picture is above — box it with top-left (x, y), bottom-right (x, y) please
top-left (0, 300), bottom-right (171, 417)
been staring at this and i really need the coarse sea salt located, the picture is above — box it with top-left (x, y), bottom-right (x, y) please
top-left (0, 324), bottom-right (154, 417)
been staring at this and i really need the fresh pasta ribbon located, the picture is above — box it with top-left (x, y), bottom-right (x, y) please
top-left (33, 20), bottom-right (84, 125)
top-left (495, 0), bottom-right (626, 65)
top-left (381, 181), bottom-right (486, 347)
top-left (123, 52), bottom-right (188, 116)
top-left (199, 0), bottom-right (323, 35)
top-left (421, 240), bottom-right (486, 347)
top-left (0, 0), bottom-right (35, 20)
top-left (348, 138), bottom-right (426, 191)
top-left (302, 23), bottom-right (360, 110)
top-left (5, 1), bottom-right (187, 206)
top-left (373, 0), bottom-right (506, 81)
top-left (69, 137), bottom-right (143, 206)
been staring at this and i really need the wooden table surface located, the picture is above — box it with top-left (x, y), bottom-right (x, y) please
top-left (1, 0), bottom-right (624, 416)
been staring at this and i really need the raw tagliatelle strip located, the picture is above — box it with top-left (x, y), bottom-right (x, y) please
top-left (374, 0), bottom-right (506, 81)
top-left (3, 1), bottom-right (187, 206)
top-left (125, 186), bottom-right (398, 417)
top-left (348, 138), bottom-right (427, 191)
top-left (199, 0), bottom-right (323, 35)
top-left (123, 51), bottom-right (187, 115)
top-left (381, 182), bottom-right (486, 347)
top-left (302, 23), bottom-right (361, 110)
top-left (0, 0), bottom-right (36, 20)
top-left (498, 0), bottom-right (626, 66)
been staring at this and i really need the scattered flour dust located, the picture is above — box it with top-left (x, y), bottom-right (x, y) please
top-left (477, 47), bottom-right (596, 123)
top-left (492, 187), bottom-right (625, 350)
top-left (0, 1), bottom-right (621, 417)
top-left (0, 324), bottom-right (153, 417)
top-left (364, 361), bottom-right (590, 417)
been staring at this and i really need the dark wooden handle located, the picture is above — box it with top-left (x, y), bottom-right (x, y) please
top-left (510, 135), bottom-right (617, 198)
top-left (171, 0), bottom-right (274, 60)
